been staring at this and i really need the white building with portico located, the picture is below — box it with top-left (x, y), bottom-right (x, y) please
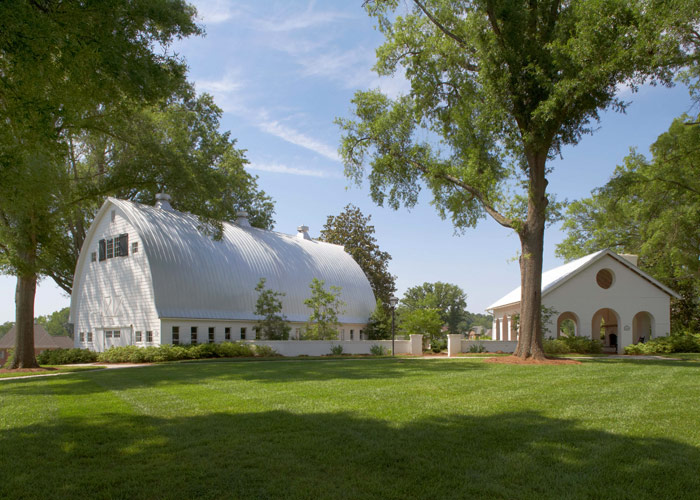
top-left (487, 250), bottom-right (680, 353)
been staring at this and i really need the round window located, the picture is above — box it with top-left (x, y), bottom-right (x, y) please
top-left (596, 269), bottom-right (614, 289)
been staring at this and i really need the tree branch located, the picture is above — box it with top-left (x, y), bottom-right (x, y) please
top-left (405, 157), bottom-right (515, 229)
top-left (413, 0), bottom-right (478, 71)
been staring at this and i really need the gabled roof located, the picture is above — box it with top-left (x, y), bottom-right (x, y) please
top-left (0, 324), bottom-right (73, 349)
top-left (487, 249), bottom-right (680, 311)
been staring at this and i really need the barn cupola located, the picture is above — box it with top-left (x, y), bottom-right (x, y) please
top-left (297, 225), bottom-right (311, 240)
top-left (235, 210), bottom-right (252, 228)
top-left (155, 193), bottom-right (174, 211)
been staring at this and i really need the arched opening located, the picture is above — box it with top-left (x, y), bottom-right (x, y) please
top-left (633, 311), bottom-right (654, 344)
top-left (592, 308), bottom-right (620, 350)
top-left (557, 312), bottom-right (580, 338)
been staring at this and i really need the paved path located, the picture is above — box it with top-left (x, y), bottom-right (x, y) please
top-left (0, 363), bottom-right (152, 381)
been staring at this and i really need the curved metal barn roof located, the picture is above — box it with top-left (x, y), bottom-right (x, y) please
top-left (106, 198), bottom-right (376, 323)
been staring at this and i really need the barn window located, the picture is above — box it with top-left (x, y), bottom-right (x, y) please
top-left (98, 240), bottom-right (106, 261)
top-left (240, 327), bottom-right (246, 340)
top-left (191, 327), bottom-right (198, 345)
top-left (116, 234), bottom-right (129, 257)
top-left (172, 326), bottom-right (180, 345)
top-left (80, 332), bottom-right (85, 342)
top-left (596, 269), bottom-right (614, 289)
top-left (135, 331), bottom-right (143, 343)
top-left (105, 331), bottom-right (113, 339)
top-left (208, 327), bottom-right (215, 343)
top-left (87, 332), bottom-right (93, 343)
top-left (132, 241), bottom-right (138, 253)
top-left (225, 327), bottom-right (231, 340)
top-left (146, 331), bottom-right (153, 343)
top-left (113, 331), bottom-right (121, 339)
top-left (350, 329), bottom-right (354, 340)
top-left (106, 238), bottom-right (114, 259)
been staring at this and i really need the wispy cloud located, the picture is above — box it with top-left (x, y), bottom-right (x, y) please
top-left (254, 2), bottom-right (352, 32)
top-left (194, 71), bottom-right (245, 113)
top-left (248, 162), bottom-right (341, 178)
top-left (192, 0), bottom-right (239, 24)
top-left (257, 117), bottom-right (340, 162)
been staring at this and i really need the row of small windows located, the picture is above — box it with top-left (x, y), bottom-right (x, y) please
top-left (172, 326), bottom-right (249, 345)
top-left (91, 235), bottom-right (138, 262)
top-left (135, 331), bottom-right (154, 343)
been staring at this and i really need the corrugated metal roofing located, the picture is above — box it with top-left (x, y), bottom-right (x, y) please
top-left (486, 249), bottom-right (679, 311)
top-left (109, 198), bottom-right (376, 323)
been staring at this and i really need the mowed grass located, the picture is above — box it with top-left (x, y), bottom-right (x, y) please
top-left (0, 365), bottom-right (105, 379)
top-left (1, 358), bottom-right (699, 500)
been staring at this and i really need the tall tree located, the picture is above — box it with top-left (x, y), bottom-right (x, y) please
top-left (304, 279), bottom-right (346, 340)
top-left (46, 91), bottom-right (276, 295)
top-left (557, 114), bottom-right (700, 332)
top-left (400, 308), bottom-right (443, 345)
top-left (337, 0), bottom-right (696, 359)
top-left (318, 204), bottom-right (396, 306)
top-left (399, 282), bottom-right (467, 334)
top-left (0, 0), bottom-right (201, 368)
top-left (254, 278), bottom-right (291, 340)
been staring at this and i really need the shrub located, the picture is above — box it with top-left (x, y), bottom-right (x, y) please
top-left (37, 348), bottom-right (97, 365)
top-left (95, 341), bottom-right (265, 363)
top-left (430, 339), bottom-right (446, 353)
top-left (329, 345), bottom-right (344, 356)
top-left (468, 342), bottom-right (486, 353)
top-left (3, 348), bottom-right (14, 368)
top-left (543, 335), bottom-right (602, 355)
top-left (369, 344), bottom-right (387, 356)
top-left (253, 344), bottom-right (278, 357)
top-left (624, 332), bottom-right (700, 355)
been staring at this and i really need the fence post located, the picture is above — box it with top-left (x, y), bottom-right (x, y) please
top-left (409, 334), bottom-right (423, 355)
top-left (447, 334), bottom-right (462, 357)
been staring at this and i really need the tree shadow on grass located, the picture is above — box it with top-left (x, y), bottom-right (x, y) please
top-left (0, 358), bottom-right (485, 396)
top-left (1, 409), bottom-right (698, 500)
top-left (581, 358), bottom-right (700, 368)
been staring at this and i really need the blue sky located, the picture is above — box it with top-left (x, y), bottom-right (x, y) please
top-left (0, 0), bottom-right (696, 323)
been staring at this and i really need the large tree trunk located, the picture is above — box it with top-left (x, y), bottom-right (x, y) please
top-left (11, 251), bottom-right (40, 369)
top-left (513, 151), bottom-right (548, 360)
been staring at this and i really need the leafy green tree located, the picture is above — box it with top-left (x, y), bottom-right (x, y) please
top-left (0, 322), bottom-right (13, 338)
top-left (254, 279), bottom-right (291, 341)
top-left (464, 311), bottom-right (493, 332)
top-left (318, 204), bottom-right (396, 306)
top-left (35, 307), bottom-right (71, 338)
top-left (46, 91), bottom-right (275, 295)
top-left (304, 279), bottom-right (346, 340)
top-left (337, 0), bottom-right (696, 359)
top-left (400, 308), bottom-right (443, 345)
top-left (557, 114), bottom-right (700, 332)
top-left (364, 298), bottom-right (393, 340)
top-left (399, 282), bottom-right (467, 334)
top-left (0, 0), bottom-right (201, 368)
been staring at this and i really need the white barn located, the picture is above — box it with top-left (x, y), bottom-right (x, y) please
top-left (70, 195), bottom-right (376, 351)
top-left (487, 250), bottom-right (680, 353)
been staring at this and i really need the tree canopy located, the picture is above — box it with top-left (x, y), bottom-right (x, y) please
top-left (304, 279), bottom-right (346, 340)
top-left (399, 282), bottom-right (467, 334)
top-left (318, 204), bottom-right (396, 306)
top-left (337, 0), bottom-right (697, 359)
top-left (557, 114), bottom-right (700, 332)
top-left (0, 0), bottom-right (203, 368)
top-left (254, 278), bottom-right (291, 341)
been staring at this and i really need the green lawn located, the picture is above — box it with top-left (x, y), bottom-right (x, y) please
top-left (1, 358), bottom-right (699, 499)
top-left (0, 365), bottom-right (105, 379)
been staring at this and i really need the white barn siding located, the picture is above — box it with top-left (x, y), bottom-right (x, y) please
top-left (71, 207), bottom-right (159, 350)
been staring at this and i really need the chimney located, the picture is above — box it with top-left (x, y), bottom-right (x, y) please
top-left (297, 225), bottom-right (311, 240)
top-left (235, 210), bottom-right (252, 228)
top-left (619, 254), bottom-right (638, 267)
top-left (155, 193), bottom-right (173, 211)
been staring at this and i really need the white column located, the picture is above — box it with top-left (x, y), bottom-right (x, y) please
top-left (506, 316), bottom-right (512, 341)
top-left (409, 334), bottom-right (423, 355)
top-left (492, 318), bottom-right (498, 340)
top-left (498, 318), bottom-right (503, 341)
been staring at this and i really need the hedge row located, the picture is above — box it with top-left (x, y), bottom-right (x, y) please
top-left (36, 348), bottom-right (98, 365)
top-left (624, 333), bottom-right (700, 354)
top-left (96, 342), bottom-right (278, 363)
top-left (543, 335), bottom-right (603, 354)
